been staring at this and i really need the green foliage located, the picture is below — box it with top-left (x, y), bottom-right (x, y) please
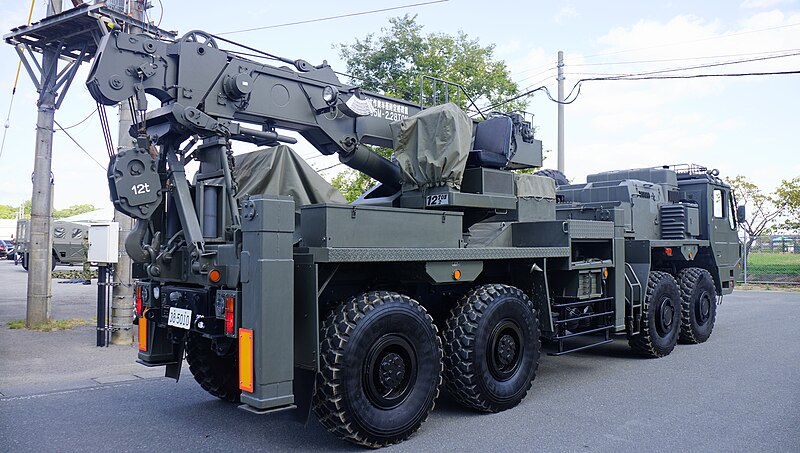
top-left (6, 318), bottom-right (93, 331)
top-left (725, 175), bottom-right (800, 251)
top-left (331, 15), bottom-right (525, 200)
top-left (338, 15), bottom-right (523, 112)
top-left (775, 177), bottom-right (800, 233)
top-left (0, 205), bottom-right (17, 219)
top-left (746, 252), bottom-right (800, 276)
top-left (53, 204), bottom-right (95, 219)
top-left (0, 200), bottom-right (95, 219)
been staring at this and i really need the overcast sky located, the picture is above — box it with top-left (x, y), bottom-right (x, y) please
top-left (0, 0), bottom-right (797, 210)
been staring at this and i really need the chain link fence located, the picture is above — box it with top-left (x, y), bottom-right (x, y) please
top-left (741, 235), bottom-right (800, 284)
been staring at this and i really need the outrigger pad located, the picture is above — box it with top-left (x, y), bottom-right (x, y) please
top-left (391, 103), bottom-right (473, 190)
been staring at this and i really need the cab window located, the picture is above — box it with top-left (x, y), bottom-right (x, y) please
top-left (71, 228), bottom-right (83, 240)
top-left (54, 227), bottom-right (65, 238)
top-left (713, 189), bottom-right (724, 218)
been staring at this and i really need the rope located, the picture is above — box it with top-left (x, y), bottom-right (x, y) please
top-left (0, 0), bottom-right (36, 161)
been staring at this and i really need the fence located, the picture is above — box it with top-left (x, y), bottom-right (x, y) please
top-left (741, 235), bottom-right (800, 284)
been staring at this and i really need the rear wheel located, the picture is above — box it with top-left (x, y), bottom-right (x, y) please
top-left (678, 268), bottom-right (717, 344)
top-left (185, 333), bottom-right (241, 402)
top-left (628, 271), bottom-right (682, 358)
top-left (443, 284), bottom-right (540, 412)
top-left (314, 291), bottom-right (442, 448)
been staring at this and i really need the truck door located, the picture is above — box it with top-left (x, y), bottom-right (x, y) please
top-left (709, 185), bottom-right (741, 294)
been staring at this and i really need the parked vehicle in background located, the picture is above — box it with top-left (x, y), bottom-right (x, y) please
top-left (15, 219), bottom-right (89, 271)
top-left (0, 239), bottom-right (9, 259)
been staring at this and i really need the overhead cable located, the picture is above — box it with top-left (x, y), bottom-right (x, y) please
top-left (217, 0), bottom-right (449, 35)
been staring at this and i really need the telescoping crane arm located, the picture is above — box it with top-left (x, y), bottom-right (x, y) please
top-left (86, 30), bottom-right (422, 261)
top-left (88, 30), bottom-right (419, 177)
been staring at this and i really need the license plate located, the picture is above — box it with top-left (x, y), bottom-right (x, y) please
top-left (167, 307), bottom-right (192, 330)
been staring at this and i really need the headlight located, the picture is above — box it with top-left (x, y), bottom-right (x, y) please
top-left (322, 85), bottom-right (338, 105)
top-left (152, 285), bottom-right (160, 301)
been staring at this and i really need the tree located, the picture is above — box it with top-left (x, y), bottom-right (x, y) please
top-left (330, 15), bottom-right (525, 202)
top-left (0, 205), bottom-right (17, 219)
top-left (53, 204), bottom-right (96, 219)
top-left (726, 175), bottom-right (785, 253)
top-left (775, 177), bottom-right (800, 233)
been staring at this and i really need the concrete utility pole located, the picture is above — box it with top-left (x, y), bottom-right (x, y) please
top-left (110, 0), bottom-right (146, 344)
top-left (557, 50), bottom-right (565, 174)
top-left (26, 0), bottom-right (62, 327)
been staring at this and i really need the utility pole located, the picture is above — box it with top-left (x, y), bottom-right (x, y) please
top-left (110, 0), bottom-right (146, 344)
top-left (26, 0), bottom-right (62, 327)
top-left (557, 50), bottom-right (565, 174)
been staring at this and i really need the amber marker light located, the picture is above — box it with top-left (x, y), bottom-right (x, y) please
top-left (209, 269), bottom-right (221, 283)
top-left (602, 268), bottom-right (609, 279)
top-left (453, 269), bottom-right (462, 280)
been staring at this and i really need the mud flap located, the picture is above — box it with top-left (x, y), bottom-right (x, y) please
top-left (164, 341), bottom-right (185, 381)
top-left (288, 368), bottom-right (316, 424)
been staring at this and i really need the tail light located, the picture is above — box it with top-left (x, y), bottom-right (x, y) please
top-left (224, 296), bottom-right (235, 336)
top-left (135, 286), bottom-right (143, 317)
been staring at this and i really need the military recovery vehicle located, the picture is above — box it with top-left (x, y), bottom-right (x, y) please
top-left (80, 29), bottom-right (740, 447)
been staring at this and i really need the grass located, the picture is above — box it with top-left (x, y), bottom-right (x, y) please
top-left (746, 252), bottom-right (800, 275)
top-left (6, 318), bottom-right (93, 332)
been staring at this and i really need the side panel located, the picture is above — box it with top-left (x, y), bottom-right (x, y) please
top-left (240, 197), bottom-right (296, 410)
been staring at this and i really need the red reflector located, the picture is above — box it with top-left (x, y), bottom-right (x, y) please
top-left (225, 312), bottom-right (235, 335)
top-left (135, 286), bottom-right (143, 317)
top-left (664, 247), bottom-right (673, 257)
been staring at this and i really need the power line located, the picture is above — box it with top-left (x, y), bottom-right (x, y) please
top-left (582, 21), bottom-right (800, 60)
top-left (568, 48), bottom-right (800, 67)
top-left (317, 162), bottom-right (344, 172)
top-left (489, 69), bottom-right (800, 112)
top-left (217, 0), bottom-right (449, 35)
top-left (53, 119), bottom-right (107, 172)
top-left (59, 110), bottom-right (95, 130)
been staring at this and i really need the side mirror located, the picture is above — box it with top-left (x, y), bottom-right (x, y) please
top-left (736, 205), bottom-right (746, 224)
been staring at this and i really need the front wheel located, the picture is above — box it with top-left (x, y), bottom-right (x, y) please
top-left (443, 284), bottom-right (540, 412)
top-left (314, 291), bottom-right (442, 448)
top-left (678, 268), bottom-right (717, 344)
top-left (628, 271), bottom-right (682, 358)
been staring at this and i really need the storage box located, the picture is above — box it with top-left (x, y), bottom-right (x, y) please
top-left (301, 204), bottom-right (462, 248)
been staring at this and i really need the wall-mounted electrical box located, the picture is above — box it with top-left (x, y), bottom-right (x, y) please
top-left (88, 222), bottom-right (119, 263)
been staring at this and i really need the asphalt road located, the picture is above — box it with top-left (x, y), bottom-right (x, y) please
top-left (1, 257), bottom-right (798, 451)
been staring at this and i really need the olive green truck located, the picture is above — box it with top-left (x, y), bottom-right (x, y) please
top-left (19, 25), bottom-right (744, 448)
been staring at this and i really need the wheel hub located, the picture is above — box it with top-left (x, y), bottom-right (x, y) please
top-left (496, 334), bottom-right (517, 366)
top-left (487, 319), bottom-right (524, 381)
top-left (657, 296), bottom-right (676, 336)
top-left (697, 291), bottom-right (712, 324)
top-left (378, 352), bottom-right (406, 389)
top-left (363, 334), bottom-right (417, 409)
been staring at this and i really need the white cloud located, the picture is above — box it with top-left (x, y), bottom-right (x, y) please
top-left (554, 6), bottom-right (578, 24)
top-left (741, 0), bottom-right (795, 9)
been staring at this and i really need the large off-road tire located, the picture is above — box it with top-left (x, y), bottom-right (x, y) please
top-left (443, 284), bottom-right (540, 412)
top-left (677, 268), bottom-right (717, 344)
top-left (532, 168), bottom-right (569, 186)
top-left (185, 333), bottom-right (241, 403)
top-left (314, 291), bottom-right (442, 448)
top-left (628, 271), bottom-right (682, 358)
top-left (21, 253), bottom-right (56, 271)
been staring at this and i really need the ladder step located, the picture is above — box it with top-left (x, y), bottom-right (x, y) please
top-left (552, 296), bottom-right (614, 308)
top-left (548, 339), bottom-right (614, 356)
top-left (554, 325), bottom-right (614, 340)
top-left (553, 310), bottom-right (614, 324)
